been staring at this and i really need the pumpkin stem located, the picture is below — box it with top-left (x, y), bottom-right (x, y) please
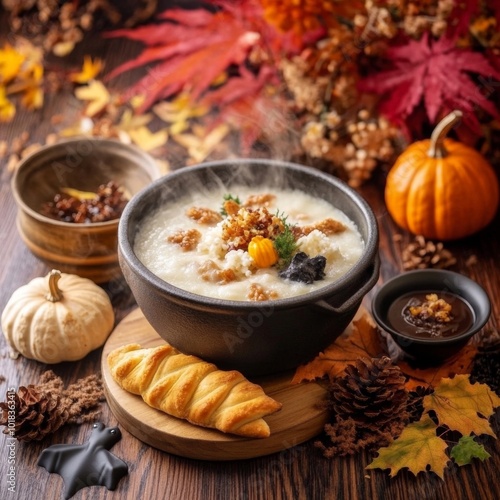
top-left (428, 110), bottom-right (463, 158)
top-left (46, 270), bottom-right (63, 302)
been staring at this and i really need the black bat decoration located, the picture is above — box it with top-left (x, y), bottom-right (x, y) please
top-left (37, 423), bottom-right (128, 499)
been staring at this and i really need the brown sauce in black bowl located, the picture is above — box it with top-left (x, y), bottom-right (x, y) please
top-left (387, 291), bottom-right (475, 339)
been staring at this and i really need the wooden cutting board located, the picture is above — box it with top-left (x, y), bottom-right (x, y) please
top-left (101, 308), bottom-right (330, 461)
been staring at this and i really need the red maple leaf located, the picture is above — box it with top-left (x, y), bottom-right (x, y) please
top-left (447, 0), bottom-right (480, 39)
top-left (104, 1), bottom-right (307, 115)
top-left (102, 0), bottom-right (314, 153)
top-left (359, 32), bottom-right (500, 138)
top-left (105, 6), bottom-right (266, 112)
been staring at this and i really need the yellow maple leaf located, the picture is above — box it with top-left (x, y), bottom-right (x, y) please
top-left (0, 44), bottom-right (26, 84)
top-left (7, 62), bottom-right (44, 110)
top-left (154, 92), bottom-right (208, 135)
top-left (70, 56), bottom-right (104, 84)
top-left (0, 86), bottom-right (15, 122)
top-left (173, 123), bottom-right (229, 163)
top-left (0, 40), bottom-right (44, 114)
top-left (423, 374), bottom-right (500, 437)
top-left (6, 62), bottom-right (43, 91)
top-left (128, 126), bottom-right (169, 152)
top-left (75, 80), bottom-right (110, 117)
top-left (367, 414), bottom-right (449, 479)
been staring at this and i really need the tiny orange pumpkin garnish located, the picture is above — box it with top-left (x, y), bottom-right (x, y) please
top-left (248, 236), bottom-right (279, 268)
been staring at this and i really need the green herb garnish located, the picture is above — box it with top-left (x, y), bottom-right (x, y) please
top-left (220, 193), bottom-right (241, 216)
top-left (273, 210), bottom-right (298, 268)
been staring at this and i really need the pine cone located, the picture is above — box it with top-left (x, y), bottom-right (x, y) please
top-left (399, 235), bottom-right (457, 270)
top-left (0, 386), bottom-right (69, 441)
top-left (328, 356), bottom-right (409, 430)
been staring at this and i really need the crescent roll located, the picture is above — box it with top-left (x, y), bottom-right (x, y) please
top-left (107, 343), bottom-right (282, 438)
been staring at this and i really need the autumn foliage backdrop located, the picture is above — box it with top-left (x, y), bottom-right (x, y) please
top-left (1, 0), bottom-right (500, 186)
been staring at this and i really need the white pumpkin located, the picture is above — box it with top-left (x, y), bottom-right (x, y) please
top-left (1, 270), bottom-right (115, 363)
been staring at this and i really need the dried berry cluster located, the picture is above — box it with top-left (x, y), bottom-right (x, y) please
top-left (273, 0), bottom-right (500, 186)
top-left (280, 47), bottom-right (401, 187)
top-left (2, 0), bottom-right (122, 56)
top-left (41, 181), bottom-right (128, 223)
top-left (354, 0), bottom-right (455, 40)
top-left (300, 109), bottom-right (401, 187)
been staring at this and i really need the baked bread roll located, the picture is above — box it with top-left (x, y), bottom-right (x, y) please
top-left (107, 343), bottom-right (282, 438)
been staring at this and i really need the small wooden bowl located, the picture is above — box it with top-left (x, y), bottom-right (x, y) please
top-left (12, 138), bottom-right (161, 283)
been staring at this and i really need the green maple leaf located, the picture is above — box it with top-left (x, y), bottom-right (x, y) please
top-left (450, 435), bottom-right (491, 466)
top-left (366, 414), bottom-right (449, 479)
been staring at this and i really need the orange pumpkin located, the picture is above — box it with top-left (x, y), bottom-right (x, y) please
top-left (385, 110), bottom-right (499, 240)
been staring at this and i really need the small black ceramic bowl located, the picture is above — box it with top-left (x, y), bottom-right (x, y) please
top-left (371, 269), bottom-right (491, 364)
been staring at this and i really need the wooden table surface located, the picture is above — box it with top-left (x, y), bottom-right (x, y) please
top-left (1, 19), bottom-right (499, 500)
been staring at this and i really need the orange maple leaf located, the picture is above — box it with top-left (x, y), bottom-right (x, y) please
top-left (292, 307), bottom-right (479, 390)
top-left (398, 344), bottom-right (478, 391)
top-left (291, 310), bottom-right (387, 384)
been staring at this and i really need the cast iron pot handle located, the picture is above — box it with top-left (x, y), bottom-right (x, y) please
top-left (314, 256), bottom-right (380, 315)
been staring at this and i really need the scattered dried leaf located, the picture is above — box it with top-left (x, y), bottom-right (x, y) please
top-left (0, 43), bottom-right (26, 84)
top-left (450, 435), bottom-right (491, 466)
top-left (117, 108), bottom-right (153, 131)
top-left (70, 56), bottom-right (104, 84)
top-left (399, 344), bottom-right (478, 391)
top-left (128, 126), bottom-right (168, 152)
top-left (0, 39), bottom-right (44, 119)
top-left (367, 414), bottom-right (449, 479)
top-left (75, 80), bottom-right (111, 117)
top-left (173, 123), bottom-right (229, 163)
top-left (423, 374), bottom-right (500, 437)
top-left (153, 92), bottom-right (208, 134)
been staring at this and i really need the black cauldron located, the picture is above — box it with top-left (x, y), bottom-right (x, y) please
top-left (118, 160), bottom-right (380, 376)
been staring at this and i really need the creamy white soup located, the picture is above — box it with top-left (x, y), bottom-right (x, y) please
top-left (134, 186), bottom-right (364, 301)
